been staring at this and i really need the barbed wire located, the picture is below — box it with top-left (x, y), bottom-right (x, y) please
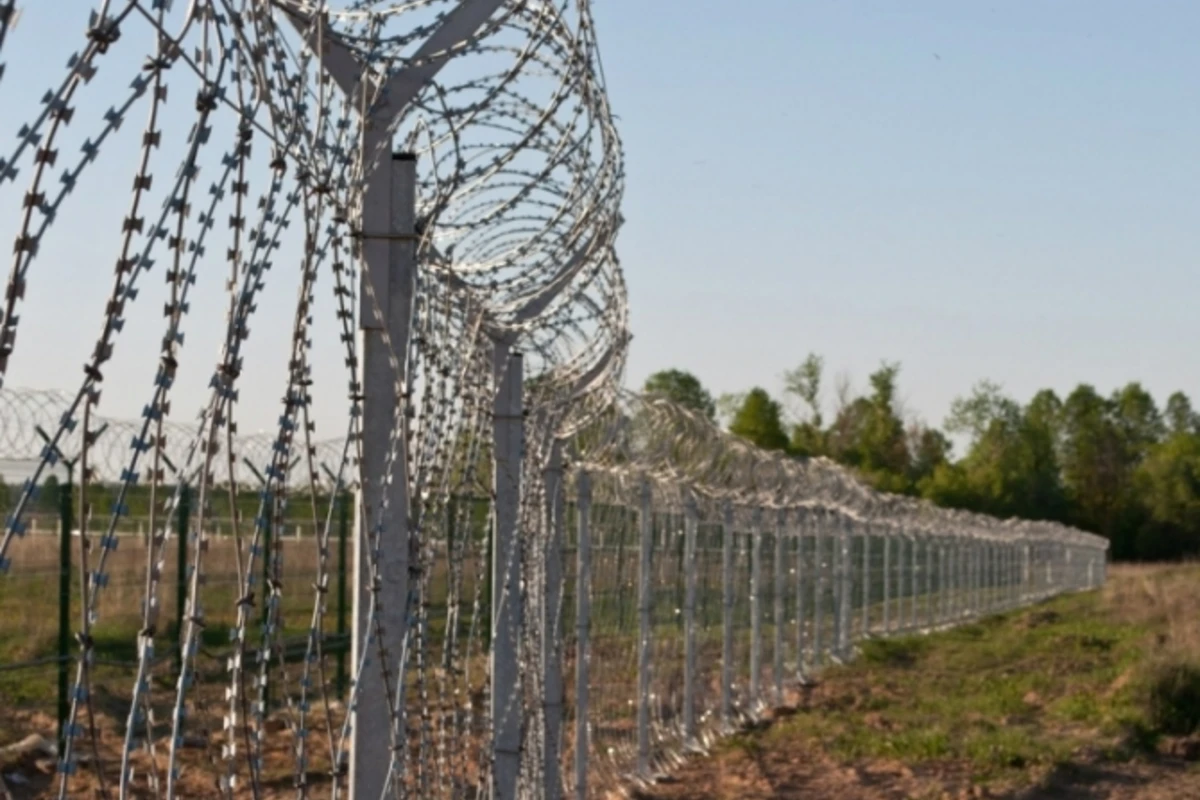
top-left (0, 387), bottom-right (349, 487)
top-left (577, 392), bottom-right (1107, 551)
top-left (1, 1), bottom-right (626, 798)
top-left (0, 2), bottom-right (1107, 800)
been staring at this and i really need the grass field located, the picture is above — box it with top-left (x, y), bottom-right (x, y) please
top-left (636, 563), bottom-right (1200, 800)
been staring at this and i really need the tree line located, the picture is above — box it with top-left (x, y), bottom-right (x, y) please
top-left (644, 360), bottom-right (1200, 561)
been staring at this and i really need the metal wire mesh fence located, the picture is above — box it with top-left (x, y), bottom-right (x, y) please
top-left (561, 472), bottom-right (1106, 797)
top-left (554, 397), bottom-right (1109, 798)
top-left (0, 2), bottom-right (1109, 798)
top-left (0, 391), bottom-right (1109, 799)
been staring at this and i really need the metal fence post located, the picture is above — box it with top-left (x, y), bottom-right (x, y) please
top-left (882, 530), bottom-right (891, 634)
top-left (683, 491), bottom-right (699, 745)
top-left (1006, 542), bottom-right (1013, 602)
top-left (491, 344), bottom-right (523, 800)
top-left (972, 539), bottom-right (980, 614)
top-left (861, 521), bottom-right (870, 636)
top-left (956, 540), bottom-right (965, 618)
top-left (175, 484), bottom-right (189, 671)
top-left (924, 533), bottom-right (934, 628)
top-left (637, 478), bottom-right (653, 778)
top-left (351, 148), bottom-right (416, 800)
top-left (837, 515), bottom-right (852, 659)
top-left (57, 471), bottom-right (74, 749)
top-left (950, 539), bottom-right (960, 620)
top-left (964, 538), bottom-right (972, 615)
top-left (907, 534), bottom-right (916, 628)
top-left (574, 471), bottom-right (592, 800)
top-left (1022, 541), bottom-right (1031, 603)
top-left (543, 442), bottom-right (565, 800)
top-left (262, 498), bottom-right (274, 713)
top-left (750, 507), bottom-right (763, 708)
top-left (812, 512), bottom-right (825, 667)
top-left (795, 507), bottom-right (807, 680)
top-left (976, 538), bottom-right (984, 614)
top-left (831, 516), bottom-right (842, 656)
top-left (336, 488), bottom-right (348, 699)
top-left (721, 500), bottom-right (734, 730)
top-left (1046, 543), bottom-right (1055, 591)
top-left (773, 507), bottom-right (785, 705)
top-left (1010, 542), bottom-right (1018, 608)
top-left (990, 542), bottom-right (997, 611)
top-left (975, 539), bottom-right (983, 613)
top-left (938, 538), bottom-right (947, 625)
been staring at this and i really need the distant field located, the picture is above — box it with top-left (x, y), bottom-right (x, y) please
top-left (637, 563), bottom-right (1200, 800)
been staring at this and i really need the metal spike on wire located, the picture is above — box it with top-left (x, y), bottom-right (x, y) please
top-left (0, 3), bottom-right (1109, 799)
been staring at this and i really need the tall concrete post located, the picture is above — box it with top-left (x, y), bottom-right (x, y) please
top-left (352, 149), bottom-right (415, 800)
top-left (812, 514), bottom-right (825, 667)
top-left (285, 6), bottom-right (510, 796)
top-left (773, 508), bottom-right (786, 704)
top-left (907, 534), bottom-right (916, 629)
top-left (883, 532), bottom-right (891, 633)
top-left (750, 507), bottom-right (763, 707)
top-left (573, 472), bottom-right (592, 800)
top-left (637, 478), bottom-right (653, 778)
top-left (836, 516), bottom-right (852, 658)
top-left (542, 442), bottom-right (565, 800)
top-left (861, 521), bottom-right (871, 635)
top-left (491, 343), bottom-right (523, 800)
top-left (683, 492), bottom-right (699, 744)
top-left (795, 508), bottom-right (807, 679)
top-left (721, 501), bottom-right (734, 729)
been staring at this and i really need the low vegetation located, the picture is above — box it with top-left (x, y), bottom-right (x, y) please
top-left (639, 563), bottom-right (1200, 799)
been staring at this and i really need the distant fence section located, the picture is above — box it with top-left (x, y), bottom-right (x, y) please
top-left (556, 397), bottom-right (1107, 793)
top-left (0, 390), bottom-right (1108, 799)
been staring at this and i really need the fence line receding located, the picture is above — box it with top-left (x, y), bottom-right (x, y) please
top-left (0, 2), bottom-right (1107, 799)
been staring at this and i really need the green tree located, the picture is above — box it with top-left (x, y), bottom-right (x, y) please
top-left (864, 363), bottom-right (910, 477)
top-left (715, 392), bottom-right (746, 429)
top-left (1112, 382), bottom-right (1164, 462)
top-left (824, 363), bottom-right (911, 491)
top-left (643, 369), bottom-right (716, 421)
top-left (1134, 431), bottom-right (1200, 559)
top-left (729, 388), bottom-right (789, 452)
top-left (946, 380), bottom-right (1021, 442)
top-left (1020, 389), bottom-right (1068, 521)
top-left (937, 382), bottom-right (1066, 521)
top-left (919, 461), bottom-right (977, 509)
top-left (1166, 391), bottom-right (1199, 437)
top-left (784, 354), bottom-right (826, 456)
top-left (1059, 385), bottom-right (1138, 555)
top-left (908, 424), bottom-right (951, 487)
top-left (827, 395), bottom-right (871, 465)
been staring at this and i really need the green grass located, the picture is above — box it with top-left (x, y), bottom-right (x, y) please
top-left (743, 572), bottom-right (1193, 790)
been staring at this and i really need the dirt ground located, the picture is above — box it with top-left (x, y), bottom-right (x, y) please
top-left (632, 707), bottom-right (1200, 800)
top-left (634, 564), bottom-right (1200, 800)
top-left (6, 564), bottom-right (1200, 799)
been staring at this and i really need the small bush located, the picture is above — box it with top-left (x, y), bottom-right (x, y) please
top-left (1139, 659), bottom-right (1200, 735)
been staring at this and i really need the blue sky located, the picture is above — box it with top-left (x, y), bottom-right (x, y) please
top-left (1, 1), bottom-right (1198, 450)
top-left (592, 0), bottom-right (1200, 438)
